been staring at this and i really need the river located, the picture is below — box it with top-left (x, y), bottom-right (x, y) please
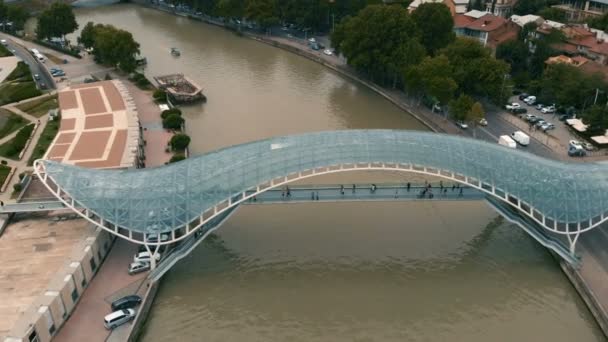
top-left (69, 4), bottom-right (605, 341)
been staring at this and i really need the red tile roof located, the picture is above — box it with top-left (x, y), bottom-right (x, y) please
top-left (454, 13), bottom-right (510, 32)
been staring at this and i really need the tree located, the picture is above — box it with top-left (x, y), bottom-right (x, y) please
top-left (80, 23), bottom-right (141, 73)
top-left (35, 3), bottom-right (78, 41)
top-left (78, 22), bottom-right (96, 49)
top-left (6, 5), bottom-right (28, 31)
top-left (163, 113), bottom-right (184, 130)
top-left (0, 0), bottom-right (6, 25)
top-left (513, 0), bottom-right (559, 15)
top-left (496, 40), bottom-right (529, 75)
top-left (245, 0), bottom-right (279, 28)
top-left (409, 55), bottom-right (457, 104)
top-left (170, 133), bottom-right (191, 151)
top-left (449, 94), bottom-right (474, 121)
top-left (169, 153), bottom-right (186, 163)
top-left (588, 12), bottom-right (608, 31)
top-left (331, 5), bottom-right (425, 86)
top-left (538, 7), bottom-right (566, 22)
top-left (441, 38), bottom-right (510, 103)
top-left (412, 3), bottom-right (454, 56)
top-left (582, 105), bottom-right (608, 135)
top-left (468, 101), bottom-right (485, 137)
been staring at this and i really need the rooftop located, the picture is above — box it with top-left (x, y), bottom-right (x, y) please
top-left (510, 14), bottom-right (543, 28)
top-left (454, 12), bottom-right (510, 32)
top-left (0, 218), bottom-right (94, 340)
top-left (50, 80), bottom-right (140, 169)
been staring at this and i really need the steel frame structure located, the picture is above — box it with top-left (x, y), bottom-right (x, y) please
top-left (32, 130), bottom-right (608, 260)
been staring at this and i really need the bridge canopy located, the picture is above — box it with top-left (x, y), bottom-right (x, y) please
top-left (37, 130), bottom-right (608, 235)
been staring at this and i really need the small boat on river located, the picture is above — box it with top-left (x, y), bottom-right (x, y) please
top-left (170, 48), bottom-right (181, 57)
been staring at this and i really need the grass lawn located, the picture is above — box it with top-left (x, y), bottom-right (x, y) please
top-left (16, 96), bottom-right (58, 118)
top-left (0, 109), bottom-right (28, 139)
top-left (0, 164), bottom-right (11, 187)
top-left (0, 44), bottom-right (12, 57)
top-left (0, 81), bottom-right (42, 106)
top-left (5, 62), bottom-right (32, 82)
top-left (28, 119), bottom-right (59, 165)
top-left (0, 124), bottom-right (35, 160)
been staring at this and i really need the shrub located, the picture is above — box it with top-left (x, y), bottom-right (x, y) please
top-left (104, 73), bottom-right (112, 80)
top-left (169, 153), bottom-right (186, 163)
top-left (162, 113), bottom-right (184, 130)
top-left (130, 72), bottom-right (151, 89)
top-left (170, 133), bottom-right (191, 151)
top-left (153, 90), bottom-right (167, 100)
top-left (0, 124), bottom-right (34, 158)
top-left (161, 108), bottom-right (181, 119)
top-left (19, 172), bottom-right (26, 180)
top-left (13, 183), bottom-right (22, 192)
top-left (0, 160), bottom-right (7, 165)
top-left (5, 62), bottom-right (32, 81)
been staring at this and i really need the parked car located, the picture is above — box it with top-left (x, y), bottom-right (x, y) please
top-left (541, 123), bottom-right (555, 131)
top-left (524, 96), bottom-right (536, 105)
top-left (0, 39), bottom-right (7, 46)
top-left (456, 121), bottom-right (468, 129)
top-left (512, 107), bottom-right (528, 114)
top-left (582, 142), bottom-right (597, 151)
top-left (104, 309), bottom-right (136, 330)
top-left (111, 295), bottom-right (142, 311)
top-left (133, 251), bottom-right (161, 264)
top-left (559, 114), bottom-right (573, 121)
top-left (323, 49), bottom-right (333, 56)
top-left (511, 131), bottom-right (530, 146)
top-left (33, 74), bottom-right (40, 80)
top-left (308, 37), bottom-right (316, 43)
top-left (535, 119), bottom-right (547, 128)
top-left (518, 93), bottom-right (529, 100)
top-left (505, 102), bottom-right (520, 110)
top-left (568, 145), bottom-right (586, 157)
top-left (128, 261), bottom-right (151, 275)
top-left (541, 106), bottom-right (555, 114)
top-left (524, 114), bottom-right (537, 121)
top-left (536, 104), bottom-right (544, 110)
top-left (478, 118), bottom-right (488, 126)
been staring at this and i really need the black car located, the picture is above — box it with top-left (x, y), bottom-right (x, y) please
top-left (111, 295), bottom-right (142, 311)
top-left (518, 93), bottom-right (529, 100)
top-left (559, 114), bottom-right (572, 122)
top-left (512, 107), bottom-right (527, 114)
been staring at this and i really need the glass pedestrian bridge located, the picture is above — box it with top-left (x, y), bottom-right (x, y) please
top-left (33, 130), bottom-right (608, 255)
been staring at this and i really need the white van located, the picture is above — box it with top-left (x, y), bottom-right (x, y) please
top-left (498, 135), bottom-right (517, 149)
top-left (104, 309), bottom-right (136, 329)
top-left (510, 131), bottom-right (530, 146)
top-left (133, 251), bottom-right (161, 264)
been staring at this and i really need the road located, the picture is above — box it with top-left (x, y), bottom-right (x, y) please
top-left (0, 34), bottom-right (54, 90)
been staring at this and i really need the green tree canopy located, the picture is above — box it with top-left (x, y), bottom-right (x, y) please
top-left (496, 40), bottom-right (529, 75)
top-left (331, 5), bottom-right (425, 85)
top-left (537, 7), bottom-right (566, 22)
top-left (36, 3), bottom-right (78, 41)
top-left (170, 133), bottom-right (191, 151)
top-left (409, 55), bottom-right (457, 104)
top-left (6, 5), bottom-right (28, 31)
top-left (163, 113), bottom-right (185, 130)
top-left (582, 105), bottom-right (608, 135)
top-left (80, 23), bottom-right (141, 73)
top-left (245, 0), bottom-right (279, 28)
top-left (588, 12), bottom-right (608, 32)
top-left (448, 94), bottom-right (474, 121)
top-left (412, 3), bottom-right (454, 55)
top-left (538, 63), bottom-right (606, 109)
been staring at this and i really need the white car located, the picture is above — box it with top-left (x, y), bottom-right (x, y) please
top-left (569, 140), bottom-right (583, 149)
top-left (133, 251), bottom-right (161, 264)
top-left (128, 262), bottom-right (150, 275)
top-left (0, 39), bottom-right (7, 46)
top-left (478, 118), bottom-right (488, 126)
top-left (308, 37), bottom-right (316, 43)
top-left (145, 233), bottom-right (169, 243)
top-left (541, 106), bottom-right (555, 114)
top-left (505, 102), bottom-right (520, 110)
top-left (104, 309), bottom-right (136, 330)
top-left (323, 49), bottom-right (333, 56)
top-left (456, 121), bottom-right (468, 129)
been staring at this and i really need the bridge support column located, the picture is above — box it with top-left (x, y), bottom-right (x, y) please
top-left (145, 244), bottom-right (157, 270)
top-left (567, 231), bottom-right (581, 256)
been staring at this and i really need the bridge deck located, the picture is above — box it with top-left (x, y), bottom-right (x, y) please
top-left (0, 184), bottom-right (483, 214)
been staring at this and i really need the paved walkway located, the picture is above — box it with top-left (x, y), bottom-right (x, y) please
top-left (53, 239), bottom-right (146, 342)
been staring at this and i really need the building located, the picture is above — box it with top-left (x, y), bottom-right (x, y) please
top-left (554, 0), bottom-right (608, 21)
top-left (453, 10), bottom-right (521, 50)
top-left (510, 14), bottom-right (545, 28)
top-left (536, 23), bottom-right (608, 65)
top-left (50, 80), bottom-right (143, 169)
top-left (408, 0), bottom-right (469, 14)
top-left (485, 0), bottom-right (517, 17)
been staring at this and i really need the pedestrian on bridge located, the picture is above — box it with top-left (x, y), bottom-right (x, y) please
top-left (316, 191), bottom-right (319, 200)
top-left (371, 184), bottom-right (377, 193)
top-left (340, 185), bottom-right (345, 195)
top-left (311, 192), bottom-right (315, 200)
top-left (452, 184), bottom-right (455, 191)
top-left (406, 182), bottom-right (411, 192)
top-left (440, 181), bottom-right (443, 190)
top-left (286, 186), bottom-right (291, 198)
top-left (394, 188), bottom-right (398, 198)
top-left (459, 187), bottom-right (463, 197)
top-left (352, 184), bottom-right (356, 193)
